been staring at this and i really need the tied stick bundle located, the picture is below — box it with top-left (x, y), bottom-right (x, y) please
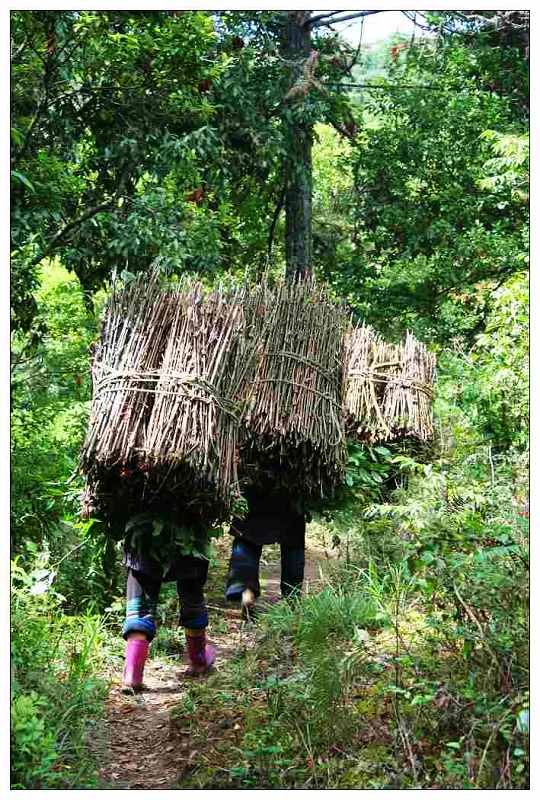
top-left (144, 282), bottom-right (249, 508)
top-left (345, 323), bottom-right (394, 442)
top-left (381, 331), bottom-right (436, 441)
top-left (80, 276), bottom-right (255, 525)
top-left (240, 280), bottom-right (349, 497)
top-left (80, 272), bottom-right (173, 471)
top-left (345, 326), bottom-right (436, 443)
top-left (371, 338), bottom-right (402, 437)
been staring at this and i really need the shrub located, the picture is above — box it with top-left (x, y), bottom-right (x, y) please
top-left (11, 557), bottom-right (110, 789)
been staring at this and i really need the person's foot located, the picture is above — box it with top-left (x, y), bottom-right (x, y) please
top-left (185, 630), bottom-right (216, 676)
top-left (241, 588), bottom-right (256, 622)
top-left (122, 637), bottom-right (149, 692)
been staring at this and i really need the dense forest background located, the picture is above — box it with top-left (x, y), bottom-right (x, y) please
top-left (11, 10), bottom-right (528, 790)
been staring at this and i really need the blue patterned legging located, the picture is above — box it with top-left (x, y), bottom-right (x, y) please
top-left (225, 536), bottom-right (305, 602)
top-left (123, 563), bottom-right (208, 642)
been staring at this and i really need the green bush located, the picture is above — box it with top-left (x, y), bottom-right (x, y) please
top-left (11, 693), bottom-right (59, 789)
top-left (11, 557), bottom-right (110, 789)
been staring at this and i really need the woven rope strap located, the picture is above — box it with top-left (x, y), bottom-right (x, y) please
top-left (93, 365), bottom-right (239, 418)
top-left (348, 368), bottom-right (434, 399)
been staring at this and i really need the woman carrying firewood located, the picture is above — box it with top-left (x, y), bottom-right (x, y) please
top-left (121, 523), bottom-right (216, 692)
top-left (225, 486), bottom-right (306, 619)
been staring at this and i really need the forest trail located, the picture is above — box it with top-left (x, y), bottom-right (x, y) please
top-left (97, 539), bottom-right (336, 790)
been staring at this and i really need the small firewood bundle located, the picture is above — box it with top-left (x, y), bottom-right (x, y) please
top-left (345, 324), bottom-right (395, 442)
top-left (345, 324), bottom-right (436, 443)
top-left (79, 274), bottom-right (253, 525)
top-left (381, 331), bottom-right (436, 441)
top-left (238, 280), bottom-right (349, 498)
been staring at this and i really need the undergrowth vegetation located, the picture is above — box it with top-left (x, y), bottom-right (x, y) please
top-left (11, 558), bottom-right (110, 789)
top-left (172, 440), bottom-right (528, 789)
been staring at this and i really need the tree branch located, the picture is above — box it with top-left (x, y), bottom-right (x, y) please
top-left (308, 11), bottom-right (346, 27)
top-left (30, 199), bottom-right (116, 267)
top-left (344, 31), bottom-right (364, 76)
top-left (267, 182), bottom-right (287, 264)
top-left (310, 10), bottom-right (384, 29)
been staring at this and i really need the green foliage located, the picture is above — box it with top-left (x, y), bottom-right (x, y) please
top-left (11, 261), bottom-right (94, 548)
top-left (318, 32), bottom-right (528, 345)
top-left (10, 10), bottom-right (232, 324)
top-left (469, 271), bottom-right (528, 449)
top-left (123, 511), bottom-right (220, 564)
top-left (10, 11), bottom-right (528, 790)
top-left (11, 262), bottom-right (124, 611)
top-left (11, 557), bottom-right (110, 788)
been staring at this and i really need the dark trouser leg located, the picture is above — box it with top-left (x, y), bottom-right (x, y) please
top-left (225, 537), bottom-right (263, 601)
top-left (122, 568), bottom-right (161, 641)
top-left (280, 521), bottom-right (306, 599)
top-left (177, 556), bottom-right (209, 630)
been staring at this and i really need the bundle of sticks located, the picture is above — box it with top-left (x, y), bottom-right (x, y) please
top-left (381, 331), bottom-right (436, 441)
top-left (80, 274), bottom-right (254, 525)
top-left (80, 272), bottom-right (436, 530)
top-left (238, 280), bottom-right (349, 498)
top-left (345, 323), bottom-right (436, 443)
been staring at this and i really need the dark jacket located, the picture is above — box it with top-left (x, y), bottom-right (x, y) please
top-left (229, 487), bottom-right (306, 546)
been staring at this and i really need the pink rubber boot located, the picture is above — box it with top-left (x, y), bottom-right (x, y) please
top-left (122, 638), bottom-right (149, 692)
top-left (185, 630), bottom-right (216, 675)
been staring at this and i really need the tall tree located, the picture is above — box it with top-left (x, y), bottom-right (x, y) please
top-left (279, 10), bottom-right (383, 281)
top-left (281, 11), bottom-right (313, 280)
top-left (315, 15), bottom-right (528, 343)
top-left (11, 9), bottom-right (384, 330)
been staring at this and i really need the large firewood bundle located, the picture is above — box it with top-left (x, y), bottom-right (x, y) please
top-left (238, 280), bottom-right (349, 498)
top-left (80, 274), bottom-right (253, 526)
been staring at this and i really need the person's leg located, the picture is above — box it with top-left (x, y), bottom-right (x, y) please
top-left (176, 556), bottom-right (215, 674)
top-left (122, 568), bottom-right (161, 641)
top-left (280, 519), bottom-right (306, 599)
top-left (121, 569), bottom-right (161, 690)
top-left (225, 536), bottom-right (263, 620)
top-left (225, 536), bottom-right (263, 601)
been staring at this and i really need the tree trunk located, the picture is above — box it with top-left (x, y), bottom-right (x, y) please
top-left (281, 12), bottom-right (313, 282)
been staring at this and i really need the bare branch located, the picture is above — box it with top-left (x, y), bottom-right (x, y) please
top-left (310, 10), bottom-right (384, 29)
top-left (308, 11), bottom-right (346, 26)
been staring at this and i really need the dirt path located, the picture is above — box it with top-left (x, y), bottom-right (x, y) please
top-left (97, 541), bottom-right (335, 790)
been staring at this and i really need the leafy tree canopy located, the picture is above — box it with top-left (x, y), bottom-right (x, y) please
top-left (316, 20), bottom-right (528, 344)
top-left (11, 10), bottom-right (361, 336)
